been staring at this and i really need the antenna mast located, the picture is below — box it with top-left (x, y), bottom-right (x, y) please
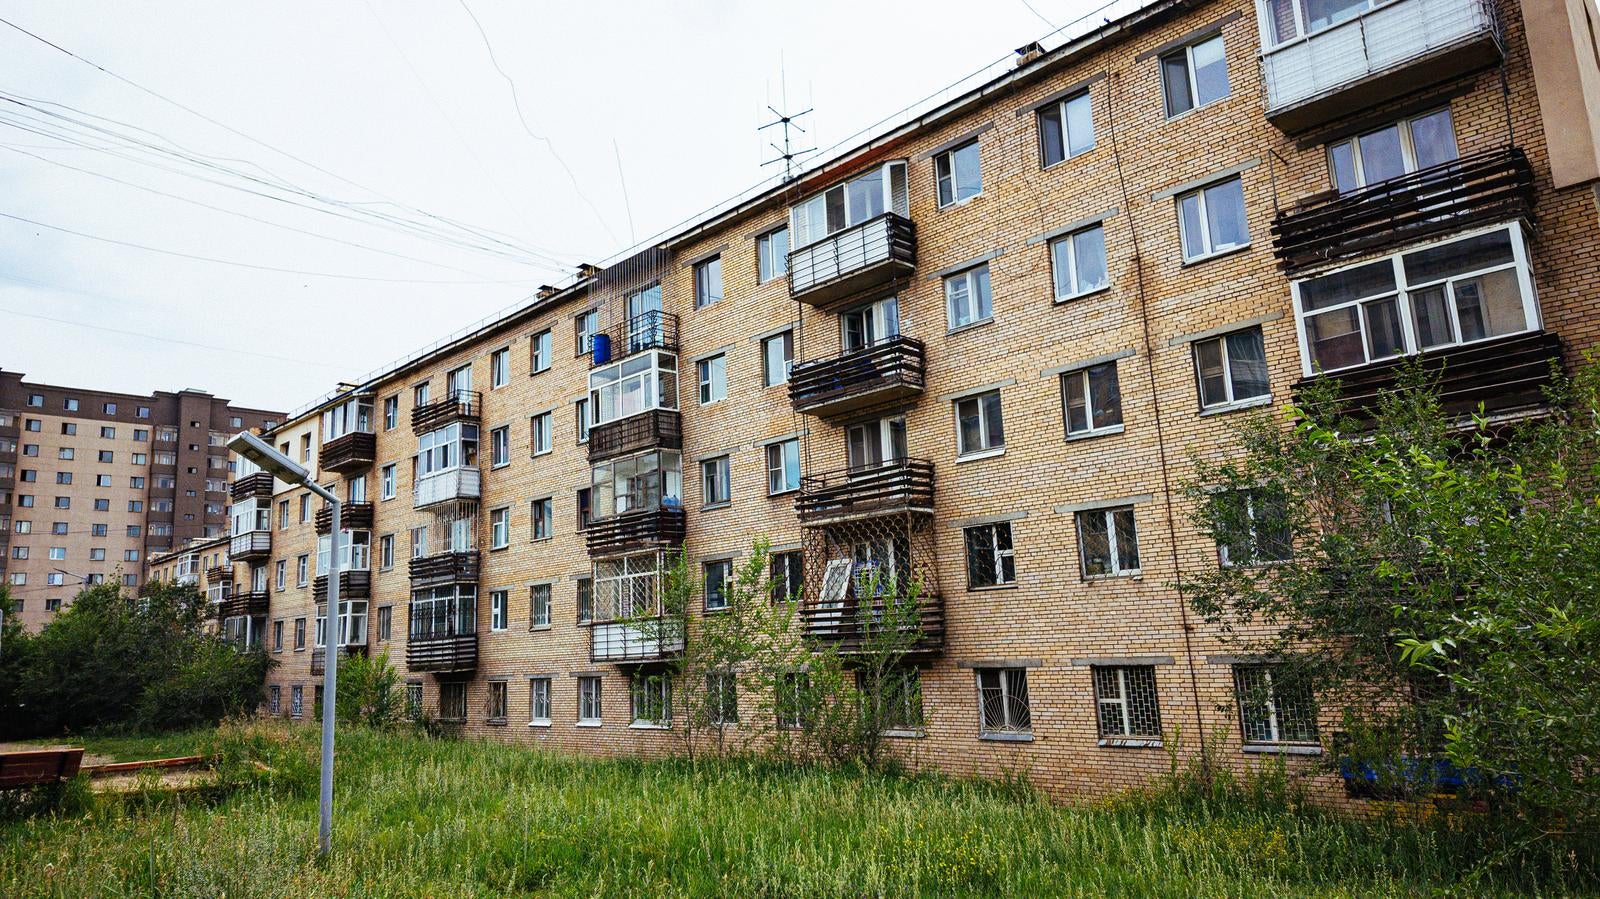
top-left (760, 59), bottom-right (817, 182)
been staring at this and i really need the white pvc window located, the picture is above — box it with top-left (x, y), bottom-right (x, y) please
top-left (1327, 109), bottom-right (1458, 193)
top-left (789, 161), bottom-right (909, 247)
top-left (1177, 177), bottom-right (1248, 262)
top-left (935, 139), bottom-right (982, 207)
top-left (321, 396), bottom-right (372, 442)
top-left (415, 423), bottom-right (478, 477)
top-left (945, 265), bottom-right (993, 329)
top-left (1038, 91), bottom-right (1095, 166)
top-left (1050, 224), bottom-right (1109, 300)
top-left (588, 351), bottom-right (678, 427)
top-left (1161, 33), bottom-right (1230, 117)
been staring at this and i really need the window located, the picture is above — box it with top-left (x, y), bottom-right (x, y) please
top-left (61, 422), bottom-right (76, 436)
top-left (529, 329), bottom-right (553, 374)
top-left (863, 668), bottom-right (923, 733)
top-left (575, 398), bottom-right (590, 444)
top-left (954, 390), bottom-right (1005, 457)
top-left (377, 605), bottom-right (392, 641)
top-left (44, 598), bottom-right (63, 613)
top-left (1293, 226), bottom-right (1537, 375)
top-left (490, 347), bottom-right (510, 388)
top-left (631, 673), bottom-right (671, 726)
top-left (416, 422), bottom-right (479, 478)
top-left (529, 412), bottom-right (552, 456)
top-left (1051, 224), bottom-right (1109, 300)
top-left (771, 550), bottom-right (803, 603)
top-left (490, 426), bottom-right (510, 467)
top-left (57, 497), bottom-right (72, 509)
top-left (697, 355), bottom-right (727, 404)
top-left (64, 397), bottom-right (79, 412)
top-left (11, 521), bottom-right (28, 534)
top-left (95, 474), bottom-right (111, 487)
top-left (11, 547), bottom-right (26, 560)
top-left (1061, 362), bottom-right (1124, 437)
top-left (529, 583), bottom-right (551, 628)
top-left (588, 351), bottom-right (678, 426)
top-left (57, 448), bottom-right (73, 462)
top-left (124, 549), bottom-right (140, 562)
top-left (575, 308), bottom-right (598, 357)
top-left (1263, 0), bottom-right (1390, 45)
top-left (439, 682), bottom-right (467, 722)
top-left (300, 433), bottom-right (312, 463)
top-left (576, 487), bottom-right (592, 530)
top-left (765, 439), bottom-right (800, 495)
top-left (490, 507), bottom-right (510, 549)
top-left (1233, 665), bottom-right (1317, 745)
top-left (382, 395), bottom-right (399, 430)
top-left (99, 426), bottom-right (114, 439)
top-left (944, 265), bottom-right (993, 329)
top-left (1215, 487), bottom-right (1293, 566)
top-left (24, 419), bottom-right (39, 432)
top-left (133, 428), bottom-right (147, 441)
top-left (1038, 90), bottom-right (1095, 167)
top-left (46, 572), bottom-right (63, 585)
top-left (296, 554), bottom-right (309, 587)
top-left (268, 684), bottom-right (281, 714)
top-left (1193, 326), bottom-right (1270, 409)
top-left (578, 676), bottom-right (603, 724)
top-left (1094, 666), bottom-right (1163, 740)
top-left (529, 497), bottom-right (552, 540)
top-left (1077, 506), bottom-right (1140, 577)
top-left (777, 673), bottom-right (811, 730)
top-left (694, 255), bottom-right (724, 308)
top-left (704, 559), bottom-right (732, 611)
top-left (757, 227), bottom-right (789, 282)
top-left (1177, 176), bottom-right (1248, 262)
top-left (707, 672), bottom-right (738, 725)
top-left (405, 683), bottom-right (423, 718)
top-left (380, 464), bottom-right (396, 500)
top-left (701, 456), bottom-right (730, 507)
top-left (1328, 109), bottom-right (1457, 194)
top-left (576, 576), bottom-right (593, 623)
top-left (789, 161), bottom-right (908, 248)
top-left (414, 381), bottom-right (431, 409)
top-left (278, 500), bottom-right (290, 529)
top-left (762, 331), bottom-right (793, 387)
top-left (490, 590), bottom-right (508, 631)
top-left (292, 617), bottom-right (306, 650)
top-left (1161, 32), bottom-right (1229, 117)
top-left (56, 471), bottom-right (72, 485)
top-left (411, 526), bottom-right (428, 559)
top-left (964, 522), bottom-right (1016, 588)
top-left (291, 685), bottom-right (304, 718)
top-left (529, 678), bottom-right (552, 724)
top-left (935, 139), bottom-right (982, 207)
top-left (26, 393), bottom-right (42, 407)
top-left (300, 495), bottom-right (311, 522)
top-left (977, 668), bottom-right (1032, 736)
top-left (276, 560), bottom-right (287, 591)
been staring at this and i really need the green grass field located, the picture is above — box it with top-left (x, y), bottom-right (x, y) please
top-left (1, 721), bottom-right (1593, 897)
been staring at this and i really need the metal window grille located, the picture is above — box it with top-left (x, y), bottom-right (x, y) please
top-left (1093, 665), bottom-right (1162, 738)
top-left (977, 668), bottom-right (1031, 734)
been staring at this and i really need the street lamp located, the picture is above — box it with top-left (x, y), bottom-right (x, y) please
top-left (227, 430), bottom-right (342, 858)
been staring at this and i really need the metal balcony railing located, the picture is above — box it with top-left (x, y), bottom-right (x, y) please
top-left (788, 213), bottom-right (916, 309)
top-left (585, 506), bottom-right (686, 557)
top-left (408, 551), bottom-right (480, 587)
top-left (586, 409), bottom-right (682, 463)
top-left (796, 458), bottom-right (935, 526)
top-left (411, 389), bottom-right (480, 435)
top-left (228, 530), bottom-right (271, 560)
top-left (789, 336), bottom-right (926, 418)
top-left (592, 309), bottom-right (679, 364)
top-left (319, 431), bottom-right (377, 474)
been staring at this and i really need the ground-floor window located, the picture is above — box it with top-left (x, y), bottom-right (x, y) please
top-left (707, 671), bottom-right (738, 725)
top-left (405, 682), bottom-right (423, 719)
top-left (860, 667), bottom-right (923, 733)
top-left (1233, 665), bottom-right (1317, 745)
top-left (1093, 665), bottom-right (1162, 740)
top-left (777, 672), bottom-right (811, 730)
top-left (631, 672), bottom-right (671, 726)
top-left (486, 681), bottom-right (508, 722)
top-left (439, 681), bottom-right (468, 722)
top-left (291, 685), bottom-right (304, 718)
top-left (268, 684), bottom-right (281, 715)
top-left (977, 667), bottom-right (1031, 737)
top-left (578, 676), bottom-right (603, 724)
top-left (528, 678), bottom-right (551, 725)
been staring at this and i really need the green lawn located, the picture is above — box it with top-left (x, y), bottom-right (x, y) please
top-left (1, 721), bottom-right (1592, 897)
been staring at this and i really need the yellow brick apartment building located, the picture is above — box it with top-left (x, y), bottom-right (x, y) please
top-left (178, 0), bottom-right (1600, 797)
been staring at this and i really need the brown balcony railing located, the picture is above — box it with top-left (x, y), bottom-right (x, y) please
top-left (315, 502), bottom-right (374, 534)
top-left (789, 336), bottom-right (925, 418)
top-left (789, 213), bottom-right (916, 309)
top-left (311, 645), bottom-right (367, 676)
top-left (405, 633), bottom-right (477, 674)
top-left (1293, 330), bottom-right (1562, 423)
top-left (587, 409), bottom-right (682, 463)
top-left (320, 431), bottom-right (376, 474)
top-left (592, 309), bottom-right (679, 364)
top-left (1272, 147), bottom-right (1534, 275)
top-left (585, 506), bottom-right (686, 556)
top-left (796, 458), bottom-right (935, 526)
top-left (205, 565), bottom-right (231, 584)
top-left (408, 551), bottom-right (480, 587)
top-left (228, 530), bottom-right (271, 561)
top-left (215, 590), bottom-right (269, 619)
top-left (313, 569), bottom-right (372, 601)
top-left (230, 472), bottom-right (274, 501)
top-left (411, 389), bottom-right (481, 435)
top-left (798, 594), bottom-right (945, 655)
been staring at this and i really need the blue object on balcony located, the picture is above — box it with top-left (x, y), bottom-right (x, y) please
top-left (592, 333), bottom-right (612, 365)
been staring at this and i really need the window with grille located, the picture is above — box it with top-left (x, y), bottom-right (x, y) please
top-left (976, 668), bottom-right (1031, 736)
top-left (1093, 665), bottom-right (1162, 740)
top-left (529, 584), bottom-right (551, 628)
top-left (528, 678), bottom-right (551, 724)
top-left (439, 682), bottom-right (467, 721)
top-left (1233, 665), bottom-right (1318, 745)
top-left (770, 551), bottom-right (803, 603)
top-left (1216, 487), bottom-right (1293, 566)
top-left (777, 672), bottom-right (811, 730)
top-left (631, 673), bottom-right (671, 725)
top-left (707, 671), bottom-right (738, 724)
top-left (861, 668), bottom-right (924, 733)
top-left (1076, 506), bottom-right (1140, 577)
top-left (578, 676), bottom-right (603, 723)
top-left (405, 683), bottom-right (423, 719)
top-left (487, 681), bottom-right (508, 721)
top-left (964, 522), bottom-right (1016, 588)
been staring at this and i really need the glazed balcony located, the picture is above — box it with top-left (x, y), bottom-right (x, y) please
top-left (798, 594), bottom-right (945, 655)
top-left (789, 336), bottom-right (926, 419)
top-left (1293, 330), bottom-right (1562, 423)
top-left (591, 618), bottom-right (686, 664)
top-left (796, 458), bottom-right (935, 526)
top-left (592, 310), bottom-right (679, 364)
top-left (789, 213), bottom-right (917, 310)
top-left (313, 570), bottom-right (372, 602)
top-left (411, 389), bottom-right (480, 436)
top-left (230, 472), bottom-right (274, 501)
top-left (319, 431), bottom-right (377, 474)
top-left (584, 507), bottom-right (686, 557)
top-left (1272, 148), bottom-right (1534, 275)
top-left (587, 409), bottom-right (682, 464)
top-left (408, 551), bottom-right (480, 588)
top-left (228, 530), bottom-right (271, 562)
top-left (315, 502), bottom-right (374, 534)
top-left (311, 645), bottom-right (367, 676)
top-left (1262, 0), bottom-right (1502, 134)
top-left (413, 469), bottom-right (481, 509)
top-left (214, 590), bottom-right (269, 619)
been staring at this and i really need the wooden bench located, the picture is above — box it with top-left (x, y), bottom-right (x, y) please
top-left (0, 749), bottom-right (84, 789)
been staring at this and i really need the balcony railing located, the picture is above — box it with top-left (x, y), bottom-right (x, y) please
top-left (315, 502), bottom-right (374, 534)
top-left (1272, 148), bottom-right (1534, 275)
top-left (406, 633), bottom-right (477, 674)
top-left (1293, 330), bottom-right (1562, 422)
top-left (215, 590), bottom-right (269, 619)
top-left (311, 645), bottom-right (367, 676)
top-left (1261, 0), bottom-right (1502, 133)
top-left (319, 431), bottom-right (376, 474)
top-left (587, 409), bottom-right (682, 463)
top-left (585, 506), bottom-right (686, 557)
top-left (408, 551), bottom-right (480, 587)
top-left (411, 389), bottom-right (481, 435)
top-left (592, 310), bottom-right (679, 364)
top-left (230, 471), bottom-right (274, 501)
top-left (796, 458), bottom-right (935, 526)
top-left (789, 336), bottom-right (926, 418)
top-left (205, 565), bottom-right (231, 584)
top-left (789, 213), bottom-right (917, 309)
top-left (413, 468), bottom-right (481, 509)
top-left (591, 618), bottom-right (686, 664)
top-left (228, 530), bottom-right (271, 561)
top-left (798, 594), bottom-right (945, 655)
top-left (313, 569), bottom-right (372, 601)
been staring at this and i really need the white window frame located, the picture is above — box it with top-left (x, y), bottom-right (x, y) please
top-left (491, 425), bottom-right (511, 468)
top-left (963, 522), bottom-right (1016, 589)
top-left (701, 456), bottom-right (730, 507)
top-left (489, 507), bottom-right (510, 549)
top-left (765, 439), bottom-right (800, 495)
top-left (530, 329), bottom-right (553, 374)
top-left (1050, 224), bottom-right (1110, 301)
top-left (757, 227), bottom-right (788, 283)
top-left (631, 672), bottom-right (672, 727)
top-left (934, 138), bottom-right (982, 208)
top-left (529, 497), bottom-right (553, 541)
top-left (1161, 32), bottom-right (1229, 118)
top-left (1326, 108), bottom-right (1458, 193)
top-left (380, 464), bottom-right (396, 500)
top-left (528, 678), bottom-right (552, 725)
top-left (578, 676), bottom-right (603, 725)
top-left (1233, 665), bottom-right (1319, 745)
top-left (1076, 506), bottom-right (1141, 578)
top-left (490, 589), bottom-right (508, 631)
top-left (697, 354), bottom-right (727, 405)
top-left (529, 583), bottom-right (551, 628)
top-left (1061, 362), bottom-right (1124, 438)
top-left (944, 265), bottom-right (993, 330)
top-left (694, 255), bottom-right (723, 308)
top-left (1176, 176), bottom-right (1248, 262)
top-left (1193, 326), bottom-right (1270, 410)
top-left (953, 390), bottom-right (1005, 458)
top-left (529, 412), bottom-right (552, 456)
top-left (1037, 90), bottom-right (1095, 167)
top-left (762, 331), bottom-right (793, 387)
top-left (1094, 665), bottom-right (1162, 739)
top-left (490, 347), bottom-right (510, 388)
top-left (976, 667), bottom-right (1032, 736)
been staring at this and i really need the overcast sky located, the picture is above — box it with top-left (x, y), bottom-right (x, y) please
top-left (1, 0), bottom-right (1107, 412)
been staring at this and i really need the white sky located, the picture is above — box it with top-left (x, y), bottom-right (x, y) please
top-left (0, 0), bottom-right (1103, 411)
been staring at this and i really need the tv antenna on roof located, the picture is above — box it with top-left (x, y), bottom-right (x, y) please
top-left (760, 57), bottom-right (817, 182)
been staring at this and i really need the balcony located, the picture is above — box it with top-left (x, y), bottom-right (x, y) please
top-left (591, 618), bottom-right (686, 664)
top-left (798, 594), bottom-right (945, 655)
top-left (205, 565), bottom-right (231, 584)
top-left (592, 310), bottom-right (679, 364)
top-left (315, 502), bottom-right (374, 534)
top-left (405, 632), bottom-right (477, 675)
top-left (228, 530), bottom-right (271, 562)
top-left (585, 507), bottom-right (686, 557)
top-left (408, 551), bottom-right (480, 588)
top-left (319, 431), bottom-right (376, 474)
top-left (1293, 330), bottom-right (1562, 422)
top-left (789, 213), bottom-right (917, 310)
top-left (411, 389), bottom-right (480, 435)
top-left (215, 590), bottom-right (269, 619)
top-left (789, 336), bottom-right (926, 419)
top-left (313, 570), bottom-right (372, 601)
top-left (413, 469), bottom-right (481, 509)
top-left (796, 458), bottom-right (935, 526)
top-left (1272, 148), bottom-right (1534, 275)
top-left (587, 409), bottom-right (682, 463)
top-left (230, 472), bottom-right (274, 501)
top-left (311, 645), bottom-right (367, 677)
top-left (1262, 0), bottom-right (1502, 134)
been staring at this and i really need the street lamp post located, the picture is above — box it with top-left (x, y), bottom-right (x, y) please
top-left (227, 431), bottom-right (342, 858)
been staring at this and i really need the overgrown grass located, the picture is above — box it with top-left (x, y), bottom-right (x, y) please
top-left (2, 721), bottom-right (1594, 897)
top-left (18, 728), bottom-right (215, 763)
